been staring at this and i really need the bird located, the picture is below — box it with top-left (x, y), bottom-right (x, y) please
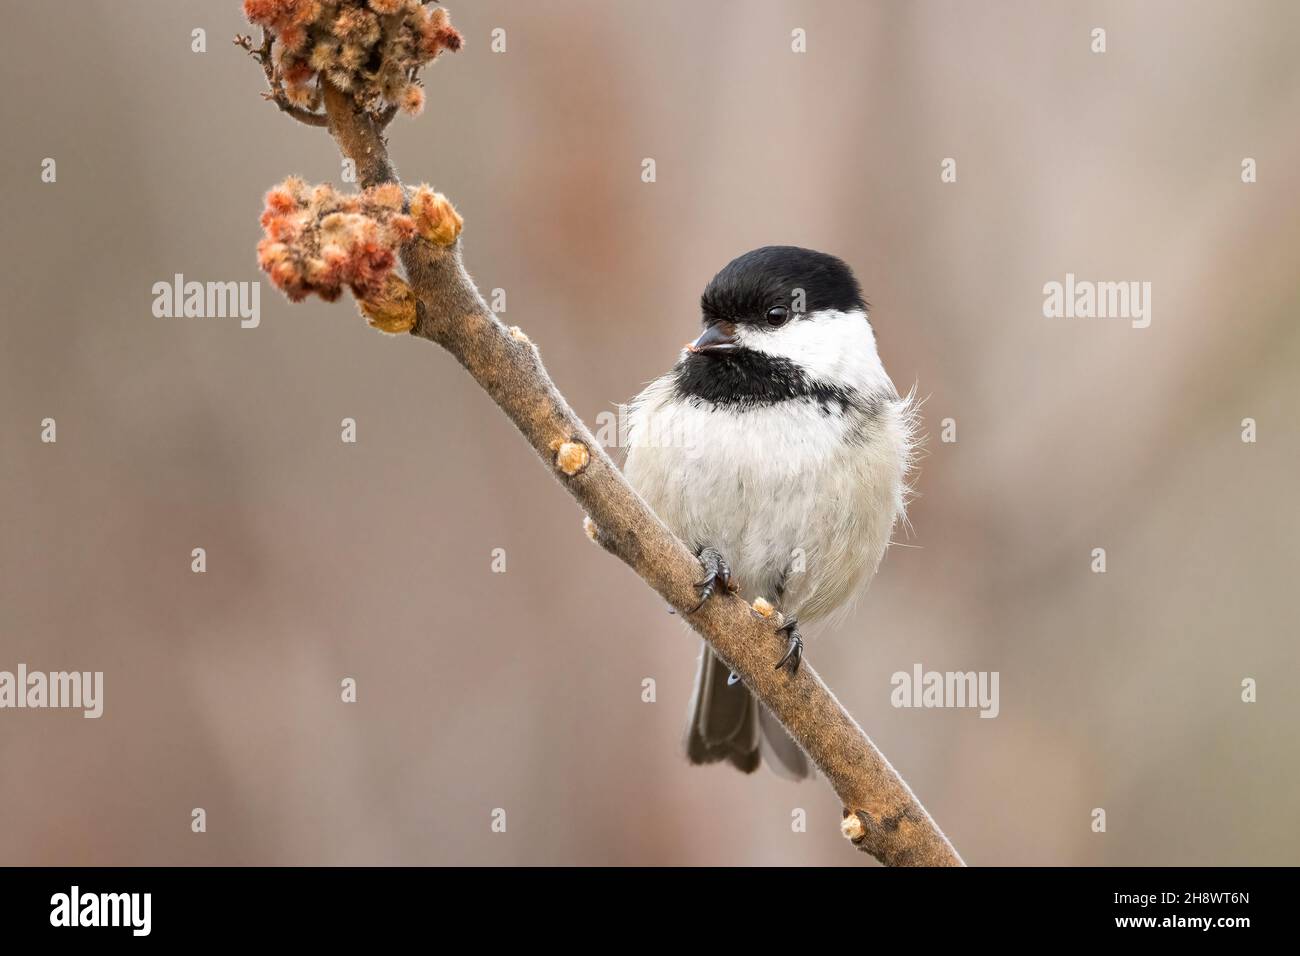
top-left (622, 246), bottom-right (916, 778)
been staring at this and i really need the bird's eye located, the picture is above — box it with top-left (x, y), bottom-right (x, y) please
top-left (765, 306), bottom-right (789, 328)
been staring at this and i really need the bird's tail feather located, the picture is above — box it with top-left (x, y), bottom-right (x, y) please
top-left (686, 647), bottom-right (759, 772)
top-left (685, 645), bottom-right (810, 780)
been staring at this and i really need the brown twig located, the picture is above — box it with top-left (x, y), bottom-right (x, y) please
top-left (235, 31), bottom-right (328, 128)
top-left (250, 50), bottom-right (964, 866)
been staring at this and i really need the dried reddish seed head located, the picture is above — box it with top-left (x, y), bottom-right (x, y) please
top-left (244, 0), bottom-right (462, 120)
top-left (256, 179), bottom-right (418, 304)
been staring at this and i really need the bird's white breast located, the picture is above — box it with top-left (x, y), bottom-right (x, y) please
top-left (623, 375), bottom-right (913, 624)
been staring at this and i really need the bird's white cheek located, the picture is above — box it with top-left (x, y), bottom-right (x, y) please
top-left (735, 309), bottom-right (890, 392)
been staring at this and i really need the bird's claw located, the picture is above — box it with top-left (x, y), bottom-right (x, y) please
top-left (690, 547), bottom-right (735, 613)
top-left (774, 619), bottom-right (803, 675)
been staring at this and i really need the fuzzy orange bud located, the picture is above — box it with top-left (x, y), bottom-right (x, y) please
top-left (552, 440), bottom-right (591, 477)
top-left (278, 24), bottom-right (308, 53)
top-left (421, 7), bottom-right (463, 56)
top-left (841, 812), bottom-right (867, 842)
top-left (410, 185), bottom-right (462, 246)
top-left (357, 273), bottom-right (417, 334)
top-left (369, 182), bottom-right (404, 210)
top-left (399, 84), bottom-right (425, 117)
top-left (265, 187), bottom-right (296, 214)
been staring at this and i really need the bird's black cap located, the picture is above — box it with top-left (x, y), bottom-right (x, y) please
top-left (700, 246), bottom-right (866, 324)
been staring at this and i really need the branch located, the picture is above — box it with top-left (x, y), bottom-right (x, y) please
top-left (322, 81), bottom-right (395, 188)
top-left (235, 31), bottom-right (328, 128)
top-left (313, 81), bottom-right (962, 867)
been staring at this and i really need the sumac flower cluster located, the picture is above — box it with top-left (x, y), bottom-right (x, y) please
top-left (257, 178), bottom-right (414, 303)
top-left (257, 178), bottom-right (462, 332)
top-left (243, 0), bottom-right (462, 117)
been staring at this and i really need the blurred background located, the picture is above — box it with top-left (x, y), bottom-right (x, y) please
top-left (1, 0), bottom-right (1297, 865)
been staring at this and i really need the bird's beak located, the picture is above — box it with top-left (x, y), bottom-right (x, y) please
top-left (688, 323), bottom-right (738, 354)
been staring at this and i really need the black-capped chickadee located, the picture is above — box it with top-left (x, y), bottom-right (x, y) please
top-left (624, 247), bottom-right (915, 778)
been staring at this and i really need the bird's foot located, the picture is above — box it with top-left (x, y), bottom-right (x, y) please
top-left (774, 618), bottom-right (803, 675)
top-left (690, 546), bottom-right (738, 613)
